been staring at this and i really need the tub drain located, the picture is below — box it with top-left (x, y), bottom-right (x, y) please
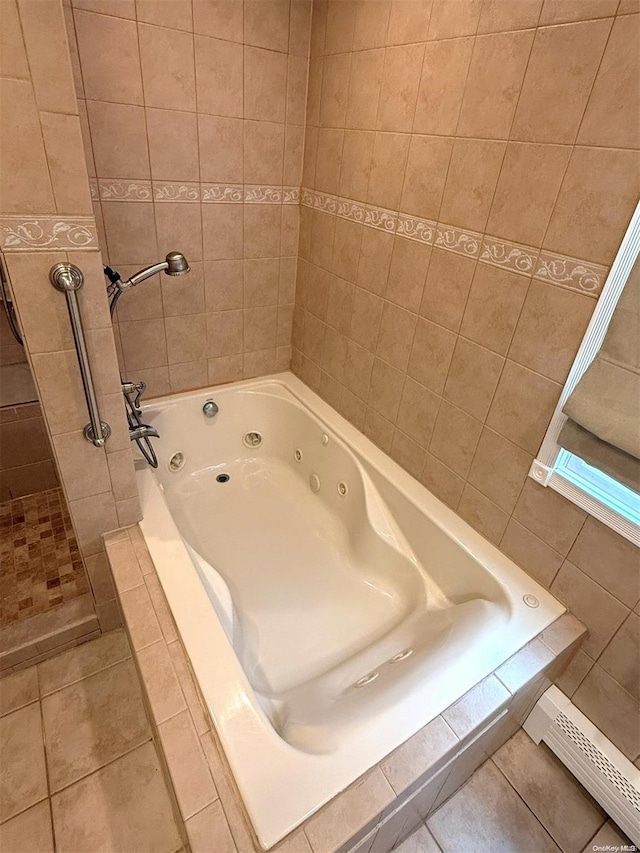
top-left (216, 473), bottom-right (230, 483)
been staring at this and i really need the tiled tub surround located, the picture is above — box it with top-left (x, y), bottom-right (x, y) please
top-left (65, 0), bottom-right (313, 397)
top-left (104, 524), bottom-right (588, 853)
top-left (292, 0), bottom-right (640, 762)
top-left (0, 0), bottom-right (141, 635)
top-left (3, 628), bottom-right (629, 853)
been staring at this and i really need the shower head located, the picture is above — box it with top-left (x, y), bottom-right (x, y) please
top-left (107, 252), bottom-right (191, 317)
top-left (165, 251), bottom-right (190, 276)
top-left (125, 252), bottom-right (191, 288)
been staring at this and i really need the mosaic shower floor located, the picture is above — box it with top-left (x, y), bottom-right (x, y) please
top-left (0, 489), bottom-right (88, 627)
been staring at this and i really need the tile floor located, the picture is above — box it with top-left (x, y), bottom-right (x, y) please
top-left (0, 489), bottom-right (88, 626)
top-left (0, 629), bottom-right (634, 853)
top-left (0, 630), bottom-right (183, 853)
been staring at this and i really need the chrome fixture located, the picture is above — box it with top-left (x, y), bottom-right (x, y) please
top-left (203, 400), bottom-right (219, 418)
top-left (49, 262), bottom-right (111, 447)
top-left (121, 381), bottom-right (159, 468)
top-left (106, 252), bottom-right (190, 316)
top-left (104, 253), bottom-right (190, 467)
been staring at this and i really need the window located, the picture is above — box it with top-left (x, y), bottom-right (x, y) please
top-left (531, 202), bottom-right (640, 547)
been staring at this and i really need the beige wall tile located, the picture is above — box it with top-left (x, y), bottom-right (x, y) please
top-left (468, 427), bottom-right (532, 513)
top-left (52, 430), bottom-right (111, 501)
top-left (119, 318), bottom-right (167, 371)
top-left (598, 612), bottom-right (640, 701)
top-left (387, 238), bottom-right (430, 313)
top-left (40, 112), bottom-right (93, 214)
top-left (18, 0), bottom-right (77, 113)
top-left (508, 280), bottom-right (594, 383)
top-left (550, 561), bottom-right (628, 657)
top-left (539, 0), bottom-right (618, 25)
top-left (430, 401), bottom-right (483, 478)
top-left (511, 18), bottom-right (612, 144)
top-left (356, 227), bottom-right (393, 296)
top-left (396, 378), bottom-right (440, 449)
top-left (244, 120), bottom-right (285, 183)
top-left (202, 204), bottom-right (243, 261)
top-left (544, 146), bottom-right (639, 265)
top-left (573, 665), bottom-right (640, 760)
top-left (324, 0), bottom-right (356, 53)
top-left (165, 314), bottom-right (206, 364)
top-left (513, 479), bottom-right (586, 555)
top-left (420, 249), bottom-right (477, 333)
top-left (139, 23), bottom-right (195, 111)
top-left (457, 29), bottom-right (534, 139)
top-left (407, 318), bottom-right (456, 394)
top-left (353, 0), bottom-right (390, 50)
top-left (74, 10), bottom-right (143, 104)
top-left (413, 36), bottom-right (474, 136)
top-left (375, 302), bottom-right (417, 372)
top-left (0, 801), bottom-right (53, 853)
top-left (102, 202), bottom-right (158, 265)
top-left (369, 357), bottom-right (405, 420)
top-left (477, 0), bottom-right (543, 32)
top-left (244, 45), bottom-right (287, 123)
top-left (245, 0), bottom-right (290, 51)
top-left (147, 108), bottom-right (199, 181)
top-left (457, 483), bottom-right (509, 543)
top-left (315, 127), bottom-right (344, 194)
top-left (193, 0), bottom-right (243, 40)
top-left (155, 202), bottom-right (203, 262)
top-left (568, 516), bottom-right (640, 608)
top-left (0, 0), bottom-right (29, 79)
top-left (486, 142), bottom-right (571, 247)
top-left (387, 0), bottom-right (432, 44)
top-left (195, 35), bottom-right (243, 118)
top-left (459, 264), bottom-right (529, 356)
top-left (344, 339), bottom-right (373, 400)
top-left (0, 79), bottom-right (55, 214)
top-left (136, 0), bottom-right (192, 30)
top-left (421, 453), bottom-right (465, 509)
top-left (401, 135), bottom-right (453, 220)
top-left (390, 429), bottom-right (427, 478)
top-left (429, 0), bottom-right (482, 38)
top-left (320, 51), bottom-right (351, 127)
top-left (440, 138), bottom-right (506, 233)
top-left (578, 14), bottom-right (639, 149)
top-left (377, 43), bottom-right (424, 132)
top-left (486, 360), bottom-right (561, 455)
top-left (87, 101), bottom-right (150, 179)
top-left (367, 131), bottom-right (410, 209)
top-left (443, 338), bottom-right (504, 422)
top-left (346, 48), bottom-right (384, 129)
top-left (500, 519), bottom-right (563, 588)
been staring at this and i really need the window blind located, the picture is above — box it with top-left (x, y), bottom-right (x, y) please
top-left (558, 253), bottom-right (640, 493)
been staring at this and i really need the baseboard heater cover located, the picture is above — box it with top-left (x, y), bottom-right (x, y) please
top-left (524, 685), bottom-right (640, 845)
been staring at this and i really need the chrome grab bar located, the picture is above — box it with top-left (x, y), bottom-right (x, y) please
top-left (49, 262), bottom-right (111, 447)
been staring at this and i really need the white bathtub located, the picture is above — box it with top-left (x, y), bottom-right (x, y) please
top-left (137, 372), bottom-right (564, 848)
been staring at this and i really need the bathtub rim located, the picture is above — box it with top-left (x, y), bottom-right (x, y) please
top-left (137, 371), bottom-right (565, 849)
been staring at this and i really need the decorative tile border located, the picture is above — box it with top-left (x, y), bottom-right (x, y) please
top-left (480, 234), bottom-right (538, 275)
top-left (98, 179), bottom-right (153, 201)
top-left (301, 188), bottom-right (607, 296)
top-left (0, 216), bottom-right (99, 251)
top-left (91, 182), bottom-right (301, 205)
top-left (534, 251), bottom-right (609, 296)
top-left (153, 182), bottom-right (199, 202)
